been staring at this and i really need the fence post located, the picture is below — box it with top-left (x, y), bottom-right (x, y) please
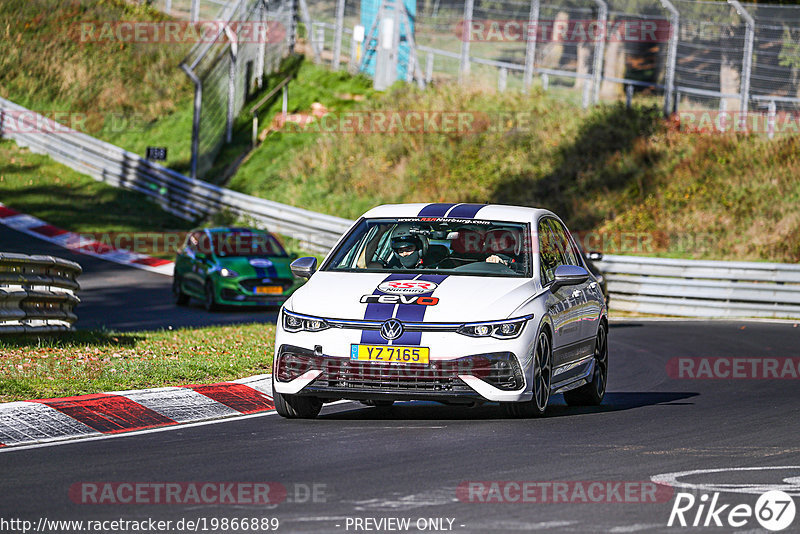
top-left (591, 0), bottom-right (608, 105)
top-left (191, 0), bottom-right (199, 23)
top-left (767, 99), bottom-right (776, 140)
top-left (498, 67), bottom-right (508, 92)
top-left (165, 0), bottom-right (172, 15)
top-left (728, 0), bottom-right (753, 129)
top-left (523, 0), bottom-right (540, 94)
top-left (298, 0), bottom-right (321, 63)
top-left (181, 64), bottom-right (202, 179)
top-left (625, 84), bottom-right (633, 108)
top-left (426, 51), bottom-right (434, 83)
top-left (256, 0), bottom-right (267, 89)
top-left (542, 72), bottom-right (548, 91)
top-left (225, 26), bottom-right (238, 144)
top-left (333, 0), bottom-right (346, 69)
top-left (659, 0), bottom-right (679, 117)
top-left (460, 0), bottom-right (474, 82)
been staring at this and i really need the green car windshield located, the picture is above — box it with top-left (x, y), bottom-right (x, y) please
top-left (199, 232), bottom-right (287, 258)
top-left (324, 218), bottom-right (531, 277)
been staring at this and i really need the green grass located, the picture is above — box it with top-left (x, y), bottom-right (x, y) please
top-left (0, 0), bottom-right (194, 169)
top-left (0, 323), bottom-right (276, 402)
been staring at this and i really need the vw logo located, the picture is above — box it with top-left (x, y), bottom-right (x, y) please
top-left (380, 319), bottom-right (404, 341)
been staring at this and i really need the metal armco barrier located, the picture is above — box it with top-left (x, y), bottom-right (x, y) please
top-left (0, 253), bottom-right (82, 334)
top-left (0, 97), bottom-right (353, 253)
top-left (597, 254), bottom-right (800, 319)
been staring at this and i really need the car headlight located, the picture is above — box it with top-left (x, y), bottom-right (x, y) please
top-left (219, 268), bottom-right (239, 277)
top-left (457, 315), bottom-right (533, 339)
top-left (282, 309), bottom-right (330, 333)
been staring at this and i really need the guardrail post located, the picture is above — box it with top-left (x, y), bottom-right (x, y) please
top-left (591, 0), bottom-right (608, 105)
top-left (728, 0), bottom-right (753, 130)
top-left (659, 0), bottom-right (679, 117)
top-left (459, 0), bottom-right (474, 82)
top-left (226, 27), bottom-right (238, 143)
top-left (625, 84), bottom-right (633, 109)
top-left (191, 0), bottom-right (199, 22)
top-left (523, 0), bottom-right (540, 94)
top-left (542, 72), bottom-right (548, 91)
top-left (181, 64), bottom-right (202, 179)
top-left (333, 0), bottom-right (346, 69)
top-left (582, 78), bottom-right (591, 109)
top-left (165, 0), bottom-right (172, 15)
top-left (498, 67), bottom-right (508, 92)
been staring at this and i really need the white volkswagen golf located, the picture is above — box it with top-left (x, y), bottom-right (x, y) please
top-left (272, 203), bottom-right (608, 418)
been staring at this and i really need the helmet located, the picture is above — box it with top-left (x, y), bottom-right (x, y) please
top-left (390, 224), bottom-right (428, 268)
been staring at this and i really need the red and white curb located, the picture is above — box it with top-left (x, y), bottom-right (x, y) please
top-left (0, 374), bottom-right (273, 449)
top-left (0, 202), bottom-right (174, 276)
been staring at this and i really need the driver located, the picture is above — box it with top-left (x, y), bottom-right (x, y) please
top-left (389, 224), bottom-right (428, 269)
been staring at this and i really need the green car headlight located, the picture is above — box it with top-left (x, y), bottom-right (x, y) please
top-left (219, 268), bottom-right (239, 278)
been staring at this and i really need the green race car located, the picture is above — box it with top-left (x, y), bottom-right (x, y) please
top-left (172, 227), bottom-right (304, 311)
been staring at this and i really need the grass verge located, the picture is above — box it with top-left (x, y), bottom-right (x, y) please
top-left (0, 323), bottom-right (275, 402)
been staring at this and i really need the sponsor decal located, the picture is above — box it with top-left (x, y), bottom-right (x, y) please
top-left (360, 295), bottom-right (439, 306)
top-left (398, 217), bottom-right (491, 225)
top-left (378, 280), bottom-right (439, 295)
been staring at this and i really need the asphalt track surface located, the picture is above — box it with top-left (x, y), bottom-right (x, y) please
top-left (3, 225), bottom-right (800, 532)
top-left (0, 224), bottom-right (278, 330)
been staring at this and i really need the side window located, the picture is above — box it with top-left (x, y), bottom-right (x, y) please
top-left (538, 219), bottom-right (564, 285)
top-left (548, 219), bottom-right (579, 266)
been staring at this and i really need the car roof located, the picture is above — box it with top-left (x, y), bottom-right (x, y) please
top-left (360, 203), bottom-right (555, 223)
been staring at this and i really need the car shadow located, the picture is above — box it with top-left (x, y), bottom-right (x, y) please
top-left (317, 391), bottom-right (699, 421)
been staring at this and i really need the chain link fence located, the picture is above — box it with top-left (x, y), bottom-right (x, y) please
top-left (305, 0), bottom-right (800, 129)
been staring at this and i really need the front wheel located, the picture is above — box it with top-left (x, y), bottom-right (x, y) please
top-left (204, 281), bottom-right (218, 312)
top-left (173, 276), bottom-right (189, 306)
top-left (273, 390), bottom-right (323, 419)
top-left (503, 329), bottom-right (551, 418)
top-left (564, 323), bottom-right (608, 406)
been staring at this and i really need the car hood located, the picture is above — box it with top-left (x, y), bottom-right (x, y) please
top-left (288, 271), bottom-right (536, 322)
top-left (215, 256), bottom-right (293, 278)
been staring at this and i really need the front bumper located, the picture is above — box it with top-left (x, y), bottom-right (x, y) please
top-left (214, 276), bottom-right (301, 306)
top-left (273, 344), bottom-right (531, 403)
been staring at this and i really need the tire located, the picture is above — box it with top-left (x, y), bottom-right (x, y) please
top-left (503, 328), bottom-right (552, 418)
top-left (204, 281), bottom-right (218, 312)
top-left (173, 276), bottom-right (189, 306)
top-left (564, 323), bottom-right (608, 407)
top-left (273, 390), bottom-right (323, 419)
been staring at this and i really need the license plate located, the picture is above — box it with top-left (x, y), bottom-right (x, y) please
top-left (255, 285), bottom-right (283, 295)
top-left (350, 344), bottom-right (430, 364)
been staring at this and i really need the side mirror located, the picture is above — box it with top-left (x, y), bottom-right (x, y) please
top-left (290, 256), bottom-right (317, 279)
top-left (587, 251), bottom-right (603, 262)
top-left (551, 265), bottom-right (590, 291)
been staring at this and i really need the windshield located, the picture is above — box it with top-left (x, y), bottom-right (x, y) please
top-left (199, 232), bottom-right (287, 258)
top-left (323, 218), bottom-right (531, 277)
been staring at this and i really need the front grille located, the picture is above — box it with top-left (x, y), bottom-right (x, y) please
top-left (276, 346), bottom-right (523, 393)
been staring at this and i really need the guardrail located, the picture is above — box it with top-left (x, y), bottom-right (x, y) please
top-left (0, 253), bottom-right (82, 334)
top-left (596, 254), bottom-right (800, 319)
top-left (0, 97), bottom-right (353, 253)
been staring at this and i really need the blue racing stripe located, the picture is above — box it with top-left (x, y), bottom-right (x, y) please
top-left (417, 203), bottom-right (456, 217)
top-left (446, 203), bottom-right (485, 219)
top-left (360, 273), bottom-right (417, 344)
top-left (393, 274), bottom-right (448, 346)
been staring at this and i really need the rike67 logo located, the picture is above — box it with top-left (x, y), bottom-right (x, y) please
top-left (669, 490), bottom-right (795, 531)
